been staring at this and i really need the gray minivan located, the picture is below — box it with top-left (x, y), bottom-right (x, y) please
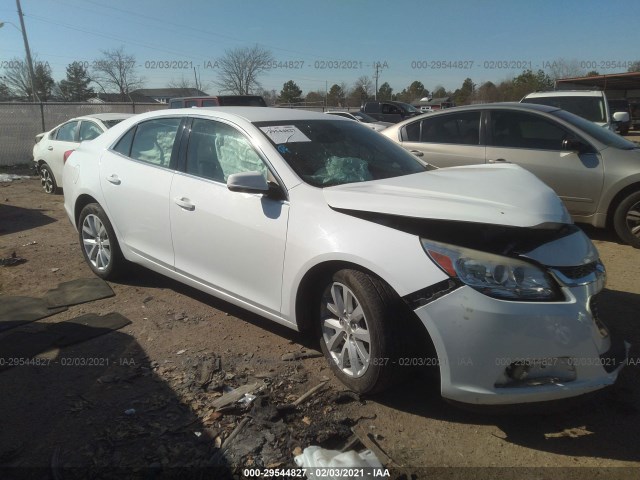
top-left (381, 103), bottom-right (640, 247)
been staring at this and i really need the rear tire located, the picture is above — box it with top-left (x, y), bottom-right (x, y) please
top-left (39, 163), bottom-right (57, 194)
top-left (316, 269), bottom-right (404, 394)
top-left (78, 203), bottom-right (126, 279)
top-left (613, 190), bottom-right (640, 248)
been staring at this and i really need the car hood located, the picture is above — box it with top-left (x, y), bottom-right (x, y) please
top-left (323, 164), bottom-right (572, 228)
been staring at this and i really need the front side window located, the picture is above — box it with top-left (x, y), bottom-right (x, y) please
top-left (55, 121), bottom-right (78, 142)
top-left (129, 118), bottom-right (182, 167)
top-left (79, 121), bottom-right (103, 141)
top-left (421, 112), bottom-right (481, 145)
top-left (255, 119), bottom-right (425, 187)
top-left (186, 118), bottom-right (267, 182)
top-left (490, 111), bottom-right (568, 150)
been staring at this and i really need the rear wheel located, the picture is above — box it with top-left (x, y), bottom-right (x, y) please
top-left (317, 269), bottom-right (403, 394)
top-left (39, 163), bottom-right (57, 194)
top-left (613, 190), bottom-right (640, 248)
top-left (78, 203), bottom-right (126, 279)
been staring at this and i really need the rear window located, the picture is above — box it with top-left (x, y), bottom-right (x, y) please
top-left (217, 96), bottom-right (267, 107)
top-left (523, 96), bottom-right (606, 123)
top-left (103, 119), bottom-right (127, 129)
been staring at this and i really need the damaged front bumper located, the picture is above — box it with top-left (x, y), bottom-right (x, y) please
top-left (407, 225), bottom-right (629, 406)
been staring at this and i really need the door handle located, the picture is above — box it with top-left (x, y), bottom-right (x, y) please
top-left (174, 197), bottom-right (195, 211)
top-left (488, 158), bottom-right (510, 164)
top-left (409, 150), bottom-right (424, 157)
top-left (106, 174), bottom-right (121, 185)
top-left (47, 146), bottom-right (53, 151)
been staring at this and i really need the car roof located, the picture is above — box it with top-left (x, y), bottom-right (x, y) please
top-left (419, 102), bottom-right (560, 114)
top-left (72, 113), bottom-right (135, 121)
top-left (156, 106), bottom-right (348, 123)
top-left (524, 90), bottom-right (605, 98)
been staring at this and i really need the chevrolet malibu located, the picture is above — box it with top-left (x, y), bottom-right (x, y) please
top-left (63, 107), bottom-right (627, 405)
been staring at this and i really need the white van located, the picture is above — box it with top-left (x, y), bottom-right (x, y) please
top-left (521, 90), bottom-right (630, 133)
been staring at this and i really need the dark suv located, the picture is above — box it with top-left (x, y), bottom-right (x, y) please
top-left (169, 95), bottom-right (267, 108)
top-left (360, 101), bottom-right (420, 123)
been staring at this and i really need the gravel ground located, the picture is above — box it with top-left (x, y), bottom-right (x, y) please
top-left (1, 172), bottom-right (640, 480)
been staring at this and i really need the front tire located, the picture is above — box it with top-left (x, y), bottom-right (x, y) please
top-left (317, 269), bottom-right (403, 394)
top-left (39, 163), bottom-right (57, 194)
top-left (613, 190), bottom-right (640, 248)
top-left (78, 203), bottom-right (126, 279)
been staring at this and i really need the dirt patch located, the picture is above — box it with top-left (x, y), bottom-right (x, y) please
top-left (1, 176), bottom-right (640, 479)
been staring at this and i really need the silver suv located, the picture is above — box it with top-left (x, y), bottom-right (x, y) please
top-left (381, 103), bottom-right (640, 247)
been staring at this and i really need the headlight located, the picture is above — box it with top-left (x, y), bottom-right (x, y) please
top-left (421, 239), bottom-right (561, 301)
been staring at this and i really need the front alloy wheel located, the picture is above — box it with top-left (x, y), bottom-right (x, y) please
top-left (321, 282), bottom-right (371, 378)
top-left (318, 269), bottom-right (403, 394)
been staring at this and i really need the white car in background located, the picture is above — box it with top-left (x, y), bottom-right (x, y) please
top-left (33, 113), bottom-right (133, 193)
top-left (63, 107), bottom-right (626, 405)
top-left (325, 110), bottom-right (393, 131)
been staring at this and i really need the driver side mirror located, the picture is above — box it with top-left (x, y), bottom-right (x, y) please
top-left (562, 138), bottom-right (591, 153)
top-left (227, 171), bottom-right (269, 194)
top-left (612, 111), bottom-right (630, 123)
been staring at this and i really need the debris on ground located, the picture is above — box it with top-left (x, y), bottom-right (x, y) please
top-left (0, 252), bottom-right (27, 267)
top-left (294, 446), bottom-right (383, 479)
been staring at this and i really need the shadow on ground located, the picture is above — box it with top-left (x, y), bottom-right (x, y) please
top-left (0, 203), bottom-right (57, 236)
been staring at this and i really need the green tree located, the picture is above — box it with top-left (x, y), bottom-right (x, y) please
top-left (327, 83), bottom-right (346, 106)
top-left (628, 61), bottom-right (640, 72)
top-left (510, 69), bottom-right (553, 99)
top-left (57, 62), bottom-right (94, 101)
top-left (33, 62), bottom-right (55, 101)
top-left (305, 90), bottom-right (325, 104)
top-left (452, 77), bottom-right (475, 106)
top-left (397, 80), bottom-right (428, 103)
top-left (278, 80), bottom-right (302, 104)
top-left (377, 82), bottom-right (393, 101)
top-left (586, 70), bottom-right (600, 77)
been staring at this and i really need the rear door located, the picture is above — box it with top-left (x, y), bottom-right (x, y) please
top-left (398, 110), bottom-right (485, 168)
top-left (46, 120), bottom-right (79, 181)
top-left (485, 109), bottom-right (603, 216)
top-left (99, 117), bottom-right (184, 268)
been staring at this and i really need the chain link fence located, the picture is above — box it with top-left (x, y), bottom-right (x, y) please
top-left (0, 102), bottom-right (167, 166)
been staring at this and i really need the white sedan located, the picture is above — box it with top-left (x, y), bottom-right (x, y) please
top-left (33, 113), bottom-right (133, 194)
top-left (62, 107), bottom-right (626, 405)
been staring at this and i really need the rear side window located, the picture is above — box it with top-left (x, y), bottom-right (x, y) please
top-left (112, 127), bottom-right (136, 156)
top-left (79, 121), bottom-right (103, 141)
top-left (130, 118), bottom-right (182, 167)
top-left (185, 101), bottom-right (197, 108)
top-left (55, 121), bottom-right (78, 142)
top-left (202, 100), bottom-right (218, 107)
top-left (421, 112), bottom-right (481, 145)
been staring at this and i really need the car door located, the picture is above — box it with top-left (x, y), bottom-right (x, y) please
top-left (99, 117), bottom-right (184, 269)
top-left (170, 117), bottom-right (289, 314)
top-left (485, 110), bottom-right (603, 216)
top-left (399, 111), bottom-right (485, 168)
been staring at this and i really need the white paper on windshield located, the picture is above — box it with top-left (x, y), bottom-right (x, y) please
top-left (260, 125), bottom-right (311, 144)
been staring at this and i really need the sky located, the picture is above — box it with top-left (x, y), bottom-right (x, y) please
top-left (1, 0), bottom-right (640, 96)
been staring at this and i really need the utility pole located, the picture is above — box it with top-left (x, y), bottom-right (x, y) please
top-left (373, 62), bottom-right (381, 100)
top-left (15, 0), bottom-right (39, 102)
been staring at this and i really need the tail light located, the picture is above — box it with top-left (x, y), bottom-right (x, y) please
top-left (63, 150), bottom-right (75, 163)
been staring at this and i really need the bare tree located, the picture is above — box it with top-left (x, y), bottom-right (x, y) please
top-left (215, 45), bottom-right (274, 95)
top-left (545, 58), bottom-right (586, 81)
top-left (91, 47), bottom-right (144, 100)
